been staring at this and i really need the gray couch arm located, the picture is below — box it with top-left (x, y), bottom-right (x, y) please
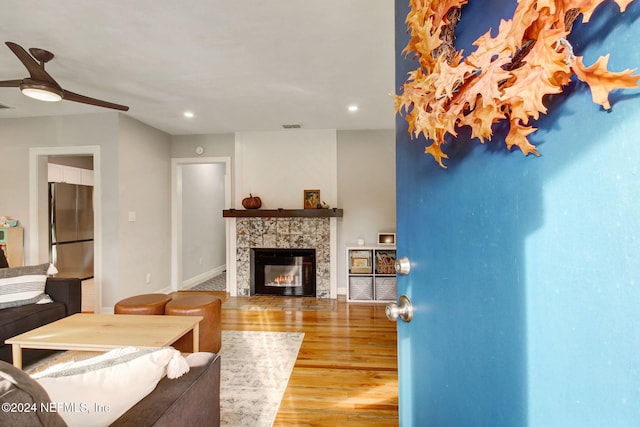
top-left (111, 353), bottom-right (221, 426)
top-left (45, 277), bottom-right (82, 315)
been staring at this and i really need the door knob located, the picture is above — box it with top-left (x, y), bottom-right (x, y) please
top-left (395, 256), bottom-right (411, 275)
top-left (386, 295), bottom-right (413, 323)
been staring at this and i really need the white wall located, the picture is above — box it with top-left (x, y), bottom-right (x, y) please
top-left (0, 114), bottom-right (119, 263)
top-left (337, 130), bottom-right (396, 244)
top-left (234, 130), bottom-right (338, 208)
top-left (337, 129), bottom-right (396, 292)
top-left (48, 155), bottom-right (94, 170)
top-left (182, 163), bottom-right (226, 281)
top-left (171, 133), bottom-right (235, 158)
top-left (172, 133), bottom-right (236, 206)
top-left (115, 115), bottom-right (172, 305)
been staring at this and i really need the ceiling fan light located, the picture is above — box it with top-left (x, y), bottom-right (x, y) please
top-left (20, 84), bottom-right (63, 102)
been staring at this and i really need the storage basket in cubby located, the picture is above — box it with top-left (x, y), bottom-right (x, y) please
top-left (375, 252), bottom-right (396, 274)
top-left (349, 276), bottom-right (373, 300)
top-left (375, 277), bottom-right (396, 301)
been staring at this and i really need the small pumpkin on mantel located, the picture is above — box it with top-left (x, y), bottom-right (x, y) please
top-left (242, 194), bottom-right (262, 209)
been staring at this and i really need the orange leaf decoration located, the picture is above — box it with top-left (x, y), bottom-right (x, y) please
top-left (395, 0), bottom-right (640, 167)
top-left (505, 120), bottom-right (539, 156)
top-left (572, 55), bottom-right (640, 109)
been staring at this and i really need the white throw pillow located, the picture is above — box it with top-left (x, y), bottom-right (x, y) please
top-left (185, 351), bottom-right (215, 367)
top-left (0, 274), bottom-right (48, 309)
top-left (0, 263), bottom-right (49, 309)
top-left (33, 347), bottom-right (189, 427)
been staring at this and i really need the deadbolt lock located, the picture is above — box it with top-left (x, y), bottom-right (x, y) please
top-left (395, 256), bottom-right (411, 275)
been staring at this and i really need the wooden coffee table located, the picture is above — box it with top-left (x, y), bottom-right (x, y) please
top-left (6, 313), bottom-right (203, 369)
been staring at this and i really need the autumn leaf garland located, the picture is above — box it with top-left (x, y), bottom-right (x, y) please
top-left (395, 0), bottom-right (640, 168)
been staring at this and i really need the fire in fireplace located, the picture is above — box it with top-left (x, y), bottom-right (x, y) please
top-left (251, 248), bottom-right (316, 296)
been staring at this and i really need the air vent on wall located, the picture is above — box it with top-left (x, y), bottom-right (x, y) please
top-left (282, 124), bottom-right (301, 129)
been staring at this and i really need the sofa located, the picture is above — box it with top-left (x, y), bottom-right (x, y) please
top-left (0, 351), bottom-right (221, 426)
top-left (111, 352), bottom-right (221, 426)
top-left (0, 269), bottom-right (82, 366)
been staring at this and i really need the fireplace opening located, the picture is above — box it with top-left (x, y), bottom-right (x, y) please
top-left (251, 248), bottom-right (316, 296)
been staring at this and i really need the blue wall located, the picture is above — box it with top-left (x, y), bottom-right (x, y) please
top-left (395, 1), bottom-right (640, 425)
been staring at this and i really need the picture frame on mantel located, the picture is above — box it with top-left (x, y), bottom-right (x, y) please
top-left (304, 189), bottom-right (320, 209)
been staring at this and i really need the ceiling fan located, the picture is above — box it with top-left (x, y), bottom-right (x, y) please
top-left (0, 41), bottom-right (129, 111)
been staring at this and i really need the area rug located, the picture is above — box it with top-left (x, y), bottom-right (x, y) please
top-left (219, 330), bottom-right (304, 427)
top-left (25, 330), bottom-right (304, 427)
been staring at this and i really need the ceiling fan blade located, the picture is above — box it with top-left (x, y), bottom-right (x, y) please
top-left (5, 42), bottom-right (58, 84)
top-left (63, 90), bottom-right (129, 111)
top-left (4, 42), bottom-right (129, 112)
top-left (0, 79), bottom-right (22, 87)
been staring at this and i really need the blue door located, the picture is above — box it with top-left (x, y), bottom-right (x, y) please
top-left (393, 1), bottom-right (640, 425)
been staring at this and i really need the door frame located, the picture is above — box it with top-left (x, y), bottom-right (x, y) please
top-left (170, 156), bottom-right (231, 290)
top-left (28, 145), bottom-right (101, 313)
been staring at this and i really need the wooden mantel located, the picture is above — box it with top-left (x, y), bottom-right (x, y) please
top-left (223, 208), bottom-right (343, 218)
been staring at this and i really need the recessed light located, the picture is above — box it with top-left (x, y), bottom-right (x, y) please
top-left (348, 105), bottom-right (359, 112)
top-left (183, 111), bottom-right (195, 118)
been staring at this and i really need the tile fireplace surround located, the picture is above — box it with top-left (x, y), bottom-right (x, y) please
top-left (224, 209), bottom-right (342, 298)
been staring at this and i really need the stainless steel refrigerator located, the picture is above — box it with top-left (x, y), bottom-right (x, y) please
top-left (49, 182), bottom-right (94, 280)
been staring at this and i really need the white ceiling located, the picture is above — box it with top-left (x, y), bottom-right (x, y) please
top-left (0, 0), bottom-right (396, 135)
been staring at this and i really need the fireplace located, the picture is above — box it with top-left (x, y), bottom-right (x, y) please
top-left (224, 211), bottom-right (343, 298)
top-left (251, 248), bottom-right (316, 296)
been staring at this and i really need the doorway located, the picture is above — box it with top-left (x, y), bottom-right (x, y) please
top-left (171, 157), bottom-right (231, 291)
top-left (29, 146), bottom-right (101, 313)
top-left (48, 155), bottom-right (95, 312)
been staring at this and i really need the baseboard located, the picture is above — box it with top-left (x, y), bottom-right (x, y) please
top-left (181, 265), bottom-right (226, 289)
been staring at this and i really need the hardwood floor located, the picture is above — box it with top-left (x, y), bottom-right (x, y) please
top-left (218, 294), bottom-right (399, 426)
